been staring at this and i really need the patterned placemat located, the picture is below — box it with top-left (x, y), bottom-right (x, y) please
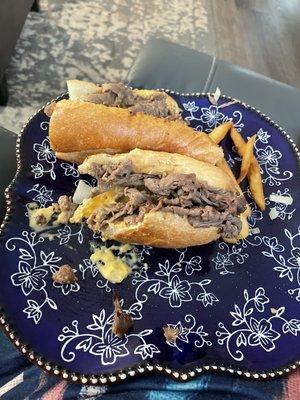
top-left (0, 0), bottom-right (210, 133)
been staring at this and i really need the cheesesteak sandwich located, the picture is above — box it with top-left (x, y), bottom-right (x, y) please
top-left (48, 80), bottom-right (223, 165)
top-left (64, 149), bottom-right (249, 248)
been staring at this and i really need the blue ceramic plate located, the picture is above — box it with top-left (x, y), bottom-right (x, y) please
top-left (0, 92), bottom-right (299, 384)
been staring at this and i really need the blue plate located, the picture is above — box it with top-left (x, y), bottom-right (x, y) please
top-left (0, 92), bottom-right (299, 384)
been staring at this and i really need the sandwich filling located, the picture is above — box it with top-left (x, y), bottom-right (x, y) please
top-left (84, 160), bottom-right (246, 239)
top-left (79, 83), bottom-right (181, 120)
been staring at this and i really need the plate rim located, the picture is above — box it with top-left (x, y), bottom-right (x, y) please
top-left (0, 89), bottom-right (299, 385)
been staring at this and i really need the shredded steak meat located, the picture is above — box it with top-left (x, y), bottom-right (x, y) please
top-left (87, 209), bottom-right (110, 232)
top-left (86, 160), bottom-right (246, 239)
top-left (129, 93), bottom-right (170, 118)
top-left (163, 326), bottom-right (179, 343)
top-left (83, 83), bottom-right (136, 107)
top-left (35, 214), bottom-right (47, 226)
top-left (80, 82), bottom-right (182, 119)
top-left (112, 291), bottom-right (133, 338)
top-left (58, 195), bottom-right (74, 212)
top-left (55, 195), bottom-right (77, 224)
top-left (52, 264), bottom-right (78, 284)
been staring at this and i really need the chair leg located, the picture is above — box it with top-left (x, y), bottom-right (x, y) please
top-left (0, 74), bottom-right (8, 106)
top-left (31, 0), bottom-right (40, 12)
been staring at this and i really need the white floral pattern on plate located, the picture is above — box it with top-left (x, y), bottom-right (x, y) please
top-left (31, 137), bottom-right (56, 180)
top-left (61, 163), bottom-right (80, 178)
top-left (183, 102), bottom-right (244, 132)
top-left (216, 288), bottom-right (300, 361)
top-left (262, 229), bottom-right (300, 302)
top-left (165, 314), bottom-right (212, 352)
top-left (131, 249), bottom-right (219, 309)
top-left (58, 305), bottom-right (159, 365)
top-left (255, 142), bottom-right (293, 187)
top-left (56, 224), bottom-right (84, 245)
top-left (27, 184), bottom-right (53, 207)
top-left (8, 231), bottom-right (60, 324)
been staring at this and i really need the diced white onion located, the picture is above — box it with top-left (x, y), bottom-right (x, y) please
top-left (269, 193), bottom-right (293, 205)
top-left (72, 180), bottom-right (93, 204)
top-left (251, 227), bottom-right (260, 235)
top-left (269, 207), bottom-right (279, 220)
top-left (214, 87), bottom-right (221, 103)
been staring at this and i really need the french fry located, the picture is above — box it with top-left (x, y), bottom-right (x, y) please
top-left (248, 160), bottom-right (265, 211)
top-left (230, 125), bottom-right (247, 154)
top-left (216, 158), bottom-right (251, 217)
top-left (237, 134), bottom-right (256, 184)
top-left (209, 121), bottom-right (233, 144)
top-left (230, 127), bottom-right (265, 211)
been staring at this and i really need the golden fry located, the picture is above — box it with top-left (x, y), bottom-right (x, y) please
top-left (216, 158), bottom-right (251, 217)
top-left (230, 126), bottom-right (247, 154)
top-left (230, 127), bottom-right (265, 211)
top-left (237, 134), bottom-right (256, 184)
top-left (209, 121), bottom-right (233, 144)
top-left (249, 160), bottom-right (266, 211)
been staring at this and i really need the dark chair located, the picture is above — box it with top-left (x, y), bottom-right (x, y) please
top-left (0, 0), bottom-right (38, 105)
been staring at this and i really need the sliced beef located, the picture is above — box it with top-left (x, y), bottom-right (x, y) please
top-left (90, 161), bottom-right (246, 213)
top-left (129, 96), bottom-right (169, 118)
top-left (108, 189), bottom-right (150, 223)
top-left (102, 159), bottom-right (132, 182)
top-left (220, 215), bottom-right (242, 238)
top-left (124, 188), bottom-right (149, 209)
top-left (57, 195), bottom-right (74, 212)
top-left (87, 208), bottom-right (111, 232)
top-left (90, 160), bottom-right (159, 194)
top-left (35, 214), bottom-right (47, 226)
top-left (144, 173), bottom-right (196, 195)
top-left (55, 195), bottom-right (77, 224)
top-left (101, 83), bottom-right (136, 107)
top-left (78, 82), bottom-right (182, 119)
top-left (52, 264), bottom-right (78, 284)
top-left (83, 92), bottom-right (117, 107)
top-left (91, 160), bottom-right (132, 182)
top-left (112, 291), bottom-right (133, 338)
top-left (83, 83), bottom-right (136, 107)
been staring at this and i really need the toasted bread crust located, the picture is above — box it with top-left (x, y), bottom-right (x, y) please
top-left (103, 211), bottom-right (221, 248)
top-left (49, 99), bottom-right (223, 165)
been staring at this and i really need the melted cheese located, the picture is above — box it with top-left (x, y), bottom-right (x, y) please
top-left (90, 243), bottom-right (139, 284)
top-left (28, 206), bottom-right (55, 232)
top-left (110, 243), bottom-right (135, 255)
top-left (70, 188), bottom-right (120, 223)
top-left (91, 247), bottom-right (131, 283)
